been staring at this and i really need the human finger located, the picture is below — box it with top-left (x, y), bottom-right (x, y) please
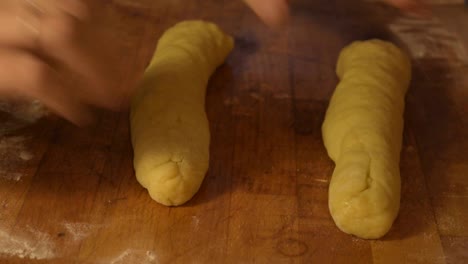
top-left (243, 0), bottom-right (290, 26)
top-left (0, 49), bottom-right (93, 125)
top-left (38, 11), bottom-right (123, 110)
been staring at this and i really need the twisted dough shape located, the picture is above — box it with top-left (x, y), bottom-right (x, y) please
top-left (322, 40), bottom-right (411, 239)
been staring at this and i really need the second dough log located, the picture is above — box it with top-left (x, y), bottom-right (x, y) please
top-left (322, 39), bottom-right (411, 239)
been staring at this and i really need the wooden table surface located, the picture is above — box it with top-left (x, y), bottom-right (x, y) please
top-left (0, 1), bottom-right (467, 263)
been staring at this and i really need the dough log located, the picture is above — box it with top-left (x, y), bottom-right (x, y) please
top-left (130, 21), bottom-right (234, 206)
top-left (322, 40), bottom-right (411, 239)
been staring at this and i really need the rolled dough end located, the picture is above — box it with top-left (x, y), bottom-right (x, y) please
top-left (332, 212), bottom-right (396, 239)
top-left (137, 160), bottom-right (207, 206)
top-left (328, 150), bottom-right (400, 239)
top-left (329, 187), bottom-right (399, 239)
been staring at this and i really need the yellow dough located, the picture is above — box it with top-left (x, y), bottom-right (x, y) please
top-left (130, 21), bottom-right (234, 206)
top-left (322, 40), bottom-right (411, 239)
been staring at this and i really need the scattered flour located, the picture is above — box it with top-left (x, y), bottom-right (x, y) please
top-left (19, 150), bottom-right (34, 161)
top-left (63, 222), bottom-right (102, 242)
top-left (0, 172), bottom-right (23, 182)
top-left (223, 97), bottom-right (239, 106)
top-left (192, 216), bottom-right (200, 231)
top-left (0, 99), bottom-right (47, 124)
top-left (313, 178), bottom-right (329, 184)
top-left (0, 227), bottom-right (56, 260)
top-left (0, 136), bottom-right (33, 182)
top-left (0, 99), bottom-right (45, 182)
top-left (389, 16), bottom-right (468, 63)
top-left (0, 99), bottom-right (47, 138)
top-left (109, 249), bottom-right (159, 264)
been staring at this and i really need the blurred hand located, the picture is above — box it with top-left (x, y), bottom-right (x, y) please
top-left (243, 0), bottom-right (428, 26)
top-left (384, 0), bottom-right (429, 15)
top-left (0, 0), bottom-right (124, 125)
top-left (0, 0), bottom-right (428, 125)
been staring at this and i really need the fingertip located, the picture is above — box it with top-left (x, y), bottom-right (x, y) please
top-left (244, 0), bottom-right (290, 27)
top-left (264, 1), bottom-right (290, 27)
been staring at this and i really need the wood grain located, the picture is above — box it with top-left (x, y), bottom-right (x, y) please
top-left (0, 1), bottom-right (467, 263)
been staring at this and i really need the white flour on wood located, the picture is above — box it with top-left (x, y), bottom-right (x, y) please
top-left (0, 136), bottom-right (34, 182)
top-left (389, 16), bottom-right (468, 63)
top-left (0, 99), bottom-right (47, 136)
top-left (63, 222), bottom-right (103, 242)
top-left (0, 227), bottom-right (56, 260)
top-left (109, 249), bottom-right (158, 264)
top-left (0, 99), bottom-right (45, 182)
top-left (0, 100), bottom-right (47, 124)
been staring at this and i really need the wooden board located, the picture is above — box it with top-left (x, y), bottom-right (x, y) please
top-left (0, 1), bottom-right (467, 263)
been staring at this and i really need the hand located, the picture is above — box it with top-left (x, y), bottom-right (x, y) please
top-left (0, 0), bottom-right (125, 125)
top-left (243, 0), bottom-right (429, 26)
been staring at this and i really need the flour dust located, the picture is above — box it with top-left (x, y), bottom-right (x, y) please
top-left (0, 227), bottom-right (56, 260)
